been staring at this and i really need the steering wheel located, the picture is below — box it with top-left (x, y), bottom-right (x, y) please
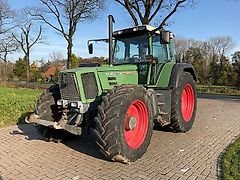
top-left (131, 54), bottom-right (139, 59)
top-left (129, 54), bottom-right (140, 63)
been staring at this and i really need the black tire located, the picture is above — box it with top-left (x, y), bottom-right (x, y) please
top-left (35, 84), bottom-right (61, 121)
top-left (93, 85), bottom-right (153, 163)
top-left (35, 84), bottom-right (75, 141)
top-left (171, 72), bottom-right (197, 132)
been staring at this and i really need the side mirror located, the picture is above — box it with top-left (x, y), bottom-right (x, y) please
top-left (88, 43), bottom-right (93, 54)
top-left (161, 31), bottom-right (170, 44)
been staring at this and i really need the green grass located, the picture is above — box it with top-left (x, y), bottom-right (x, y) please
top-left (0, 87), bottom-right (42, 127)
top-left (222, 137), bottom-right (240, 180)
top-left (197, 85), bottom-right (240, 96)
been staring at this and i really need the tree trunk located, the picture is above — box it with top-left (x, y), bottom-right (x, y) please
top-left (3, 53), bottom-right (8, 83)
top-left (3, 61), bottom-right (7, 83)
top-left (25, 53), bottom-right (30, 83)
top-left (142, 17), bottom-right (149, 25)
top-left (67, 39), bottom-right (73, 69)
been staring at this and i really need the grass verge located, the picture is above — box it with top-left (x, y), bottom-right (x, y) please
top-left (197, 85), bottom-right (240, 96)
top-left (221, 137), bottom-right (240, 180)
top-left (0, 86), bottom-right (42, 127)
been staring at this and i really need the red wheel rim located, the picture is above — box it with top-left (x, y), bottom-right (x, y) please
top-left (124, 100), bottom-right (148, 149)
top-left (181, 84), bottom-right (195, 122)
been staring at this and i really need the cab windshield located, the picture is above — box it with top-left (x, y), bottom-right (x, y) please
top-left (113, 34), bottom-right (149, 65)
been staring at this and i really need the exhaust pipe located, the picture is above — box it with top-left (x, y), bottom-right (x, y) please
top-left (108, 15), bottom-right (115, 66)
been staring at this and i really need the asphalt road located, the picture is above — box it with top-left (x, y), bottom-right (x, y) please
top-left (198, 93), bottom-right (240, 101)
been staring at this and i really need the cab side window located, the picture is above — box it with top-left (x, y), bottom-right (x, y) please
top-left (152, 35), bottom-right (168, 63)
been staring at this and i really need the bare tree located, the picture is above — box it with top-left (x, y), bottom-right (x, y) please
top-left (12, 23), bottom-right (43, 82)
top-left (30, 0), bottom-right (105, 69)
top-left (115, 0), bottom-right (195, 29)
top-left (175, 37), bottom-right (205, 62)
top-left (0, 0), bottom-right (15, 35)
top-left (49, 51), bottom-right (65, 66)
top-left (49, 51), bottom-right (64, 61)
top-left (174, 37), bottom-right (189, 62)
top-left (209, 36), bottom-right (234, 58)
top-left (0, 35), bottom-right (19, 81)
top-left (0, 0), bottom-right (19, 82)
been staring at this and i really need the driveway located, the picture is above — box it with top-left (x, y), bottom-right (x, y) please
top-left (0, 97), bottom-right (240, 180)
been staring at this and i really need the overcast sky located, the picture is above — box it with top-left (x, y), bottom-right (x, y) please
top-left (8, 0), bottom-right (240, 62)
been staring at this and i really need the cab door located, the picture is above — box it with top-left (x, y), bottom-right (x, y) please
top-left (148, 34), bottom-right (169, 85)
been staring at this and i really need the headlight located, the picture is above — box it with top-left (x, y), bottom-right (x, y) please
top-left (70, 102), bottom-right (78, 108)
top-left (57, 99), bottom-right (68, 107)
top-left (57, 100), bottom-right (63, 106)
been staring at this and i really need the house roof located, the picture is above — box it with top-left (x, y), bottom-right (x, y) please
top-left (43, 65), bottom-right (66, 78)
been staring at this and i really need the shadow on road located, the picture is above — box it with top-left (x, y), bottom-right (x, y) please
top-left (10, 124), bottom-right (107, 161)
top-left (62, 131), bottom-right (108, 161)
top-left (197, 93), bottom-right (240, 102)
top-left (153, 124), bottom-right (173, 132)
top-left (10, 124), bottom-right (43, 140)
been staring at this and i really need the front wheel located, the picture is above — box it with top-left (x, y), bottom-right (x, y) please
top-left (171, 72), bottom-right (197, 132)
top-left (94, 86), bottom-right (153, 163)
top-left (35, 85), bottom-right (75, 141)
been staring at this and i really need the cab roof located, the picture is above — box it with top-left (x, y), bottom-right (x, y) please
top-left (113, 25), bottom-right (161, 37)
top-left (113, 25), bottom-right (175, 39)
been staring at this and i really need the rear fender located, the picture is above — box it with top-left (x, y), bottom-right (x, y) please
top-left (169, 63), bottom-right (197, 89)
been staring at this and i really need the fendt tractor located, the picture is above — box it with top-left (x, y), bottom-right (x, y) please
top-left (26, 15), bottom-right (197, 163)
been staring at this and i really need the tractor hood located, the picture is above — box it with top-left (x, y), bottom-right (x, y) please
top-left (59, 65), bottom-right (138, 103)
top-left (60, 64), bottom-right (138, 74)
top-left (95, 65), bottom-right (138, 90)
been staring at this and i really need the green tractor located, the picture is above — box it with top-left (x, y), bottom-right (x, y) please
top-left (26, 15), bottom-right (197, 163)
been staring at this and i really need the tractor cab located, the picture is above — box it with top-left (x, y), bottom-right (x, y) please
top-left (88, 24), bottom-right (176, 86)
top-left (112, 25), bottom-right (175, 64)
top-left (112, 25), bottom-right (176, 85)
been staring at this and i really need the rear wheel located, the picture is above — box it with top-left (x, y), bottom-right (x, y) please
top-left (171, 72), bottom-right (197, 132)
top-left (94, 86), bottom-right (153, 163)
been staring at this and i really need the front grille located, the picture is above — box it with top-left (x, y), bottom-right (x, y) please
top-left (81, 72), bottom-right (98, 99)
top-left (59, 73), bottom-right (80, 101)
